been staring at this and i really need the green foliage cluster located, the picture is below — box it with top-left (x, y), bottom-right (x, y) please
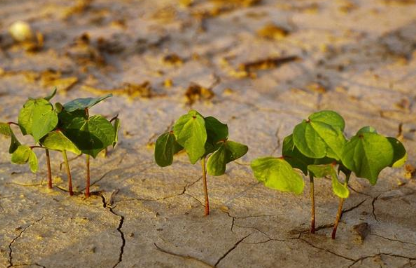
top-left (251, 110), bottom-right (407, 238)
top-left (0, 89), bottom-right (120, 196)
top-left (155, 110), bottom-right (248, 215)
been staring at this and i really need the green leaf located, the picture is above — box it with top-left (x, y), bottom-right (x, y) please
top-left (293, 110), bottom-right (346, 160)
top-left (282, 134), bottom-right (314, 175)
top-left (112, 118), bottom-right (121, 147)
top-left (18, 98), bottom-right (58, 141)
top-left (154, 132), bottom-right (183, 167)
top-left (387, 137), bottom-right (407, 168)
top-left (207, 140), bottom-right (248, 176)
top-left (342, 132), bottom-right (394, 185)
top-left (0, 123), bottom-right (11, 137)
top-left (357, 126), bottom-right (377, 135)
top-left (173, 110), bottom-right (207, 164)
top-left (28, 150), bottom-right (38, 173)
top-left (42, 130), bottom-right (81, 155)
top-left (44, 88), bottom-right (57, 101)
top-left (11, 145), bottom-right (31, 164)
top-left (9, 131), bottom-right (21, 154)
top-left (308, 164), bottom-right (349, 198)
top-left (63, 94), bottom-right (112, 112)
top-left (62, 115), bottom-right (115, 157)
top-left (251, 157), bottom-right (304, 195)
top-left (204, 116), bottom-right (228, 154)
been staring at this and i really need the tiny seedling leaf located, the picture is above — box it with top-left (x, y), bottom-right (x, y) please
top-left (62, 115), bottom-right (115, 157)
top-left (387, 137), bottom-right (407, 168)
top-left (173, 110), bottom-right (207, 164)
top-left (308, 164), bottom-right (349, 198)
top-left (206, 140), bottom-right (248, 176)
top-left (0, 123), bottom-right (11, 137)
top-left (42, 131), bottom-right (82, 155)
top-left (155, 132), bottom-right (183, 167)
top-left (357, 126), bottom-right (377, 135)
top-left (63, 94), bottom-right (112, 112)
top-left (28, 150), bottom-right (38, 173)
top-left (11, 145), bottom-right (31, 164)
top-left (341, 132), bottom-right (394, 185)
top-left (293, 110), bottom-right (346, 160)
top-left (251, 157), bottom-right (304, 195)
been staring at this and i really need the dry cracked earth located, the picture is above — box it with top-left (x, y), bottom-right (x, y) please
top-left (1, 0), bottom-right (416, 267)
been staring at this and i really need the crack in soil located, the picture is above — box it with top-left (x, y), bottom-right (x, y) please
top-left (348, 253), bottom-right (416, 268)
top-left (370, 233), bottom-right (416, 247)
top-left (100, 193), bottom-right (126, 268)
top-left (7, 217), bottom-right (44, 268)
top-left (298, 235), bottom-right (355, 262)
top-left (154, 243), bottom-right (214, 267)
top-left (371, 195), bottom-right (380, 222)
top-left (214, 234), bottom-right (251, 267)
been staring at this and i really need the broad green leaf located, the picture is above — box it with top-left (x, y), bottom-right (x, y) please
top-left (44, 88), bottom-right (57, 101)
top-left (357, 126), bottom-right (377, 135)
top-left (173, 110), bottom-right (207, 164)
top-left (0, 123), bottom-right (11, 137)
top-left (28, 150), bottom-right (38, 173)
top-left (11, 145), bottom-right (31, 164)
top-left (282, 134), bottom-right (314, 175)
top-left (63, 94), bottom-right (112, 112)
top-left (207, 144), bottom-right (227, 176)
top-left (58, 109), bottom-right (87, 126)
top-left (9, 131), bottom-right (21, 154)
top-left (18, 98), bottom-right (58, 141)
top-left (387, 137), bottom-right (407, 168)
top-left (154, 132), bottom-right (183, 167)
top-left (207, 140), bottom-right (248, 176)
top-left (251, 157), bottom-right (304, 195)
top-left (112, 118), bottom-right (121, 147)
top-left (308, 164), bottom-right (349, 198)
top-left (293, 111), bottom-right (346, 160)
top-left (342, 133), bottom-right (394, 185)
top-left (204, 116), bottom-right (228, 154)
top-left (42, 131), bottom-right (81, 155)
top-left (62, 115), bottom-right (115, 157)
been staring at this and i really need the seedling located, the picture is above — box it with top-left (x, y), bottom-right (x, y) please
top-left (0, 90), bottom-right (119, 197)
top-left (154, 110), bottom-right (248, 216)
top-left (251, 110), bottom-right (406, 238)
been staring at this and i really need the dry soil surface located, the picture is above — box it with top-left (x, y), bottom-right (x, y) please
top-left (1, 0), bottom-right (416, 267)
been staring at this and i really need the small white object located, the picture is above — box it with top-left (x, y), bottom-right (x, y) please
top-left (9, 21), bottom-right (33, 42)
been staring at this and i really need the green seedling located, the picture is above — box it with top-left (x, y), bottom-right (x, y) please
top-left (251, 110), bottom-right (406, 238)
top-left (154, 110), bottom-right (248, 216)
top-left (0, 90), bottom-right (119, 197)
top-left (58, 94), bottom-right (118, 197)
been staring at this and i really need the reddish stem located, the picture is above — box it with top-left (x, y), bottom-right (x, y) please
top-left (332, 198), bottom-right (345, 239)
top-left (85, 155), bottom-right (90, 198)
top-left (45, 149), bottom-right (52, 189)
top-left (201, 157), bottom-right (209, 216)
top-left (310, 174), bottom-right (315, 234)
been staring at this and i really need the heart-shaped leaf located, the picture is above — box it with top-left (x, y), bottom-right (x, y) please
top-left (251, 157), bottom-right (304, 195)
top-left (387, 137), bottom-right (407, 168)
top-left (11, 145), bottom-right (31, 164)
top-left (341, 132), bottom-right (394, 185)
top-left (206, 140), bottom-right (248, 176)
top-left (42, 130), bottom-right (81, 155)
top-left (61, 115), bottom-right (115, 157)
top-left (63, 94), bottom-right (112, 112)
top-left (282, 134), bottom-right (314, 175)
top-left (173, 110), bottom-right (207, 164)
top-left (204, 116), bottom-right (228, 155)
top-left (28, 150), bottom-right (38, 173)
top-left (18, 98), bottom-right (58, 141)
top-left (0, 123), bottom-right (11, 137)
top-left (308, 164), bottom-right (349, 198)
top-left (293, 110), bottom-right (346, 160)
top-left (155, 132), bottom-right (183, 167)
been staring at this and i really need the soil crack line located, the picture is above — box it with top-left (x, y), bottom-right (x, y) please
top-left (342, 199), bottom-right (367, 215)
top-left (214, 234), bottom-right (251, 267)
top-left (7, 217), bottom-right (44, 268)
top-left (154, 243), bottom-right (214, 268)
top-left (371, 194), bottom-right (380, 221)
top-left (298, 236), bottom-right (355, 262)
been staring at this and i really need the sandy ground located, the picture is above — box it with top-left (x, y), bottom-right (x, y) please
top-left (1, 0), bottom-right (416, 267)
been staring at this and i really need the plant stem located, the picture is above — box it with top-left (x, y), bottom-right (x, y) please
top-left (331, 174), bottom-right (350, 239)
top-left (62, 150), bottom-right (73, 196)
top-left (85, 154), bottom-right (90, 198)
top-left (309, 174), bottom-right (315, 234)
top-left (201, 157), bottom-right (209, 216)
top-left (45, 149), bottom-right (52, 189)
